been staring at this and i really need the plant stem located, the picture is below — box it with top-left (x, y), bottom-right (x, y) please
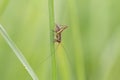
top-left (48, 0), bottom-right (56, 80)
top-left (0, 24), bottom-right (39, 80)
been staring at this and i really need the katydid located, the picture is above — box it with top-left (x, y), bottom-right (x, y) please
top-left (37, 24), bottom-right (68, 65)
top-left (54, 24), bottom-right (68, 43)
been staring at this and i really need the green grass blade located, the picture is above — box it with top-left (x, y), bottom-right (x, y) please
top-left (48, 0), bottom-right (56, 80)
top-left (0, 24), bottom-right (39, 80)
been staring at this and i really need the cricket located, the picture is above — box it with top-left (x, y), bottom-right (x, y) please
top-left (37, 24), bottom-right (68, 65)
top-left (54, 24), bottom-right (68, 43)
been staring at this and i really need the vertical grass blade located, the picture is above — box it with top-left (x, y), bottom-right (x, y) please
top-left (48, 0), bottom-right (56, 80)
top-left (0, 24), bottom-right (39, 80)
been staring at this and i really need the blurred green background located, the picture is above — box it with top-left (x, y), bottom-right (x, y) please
top-left (0, 0), bottom-right (120, 80)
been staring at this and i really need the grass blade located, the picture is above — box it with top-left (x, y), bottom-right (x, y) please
top-left (0, 24), bottom-right (39, 80)
top-left (48, 0), bottom-right (56, 80)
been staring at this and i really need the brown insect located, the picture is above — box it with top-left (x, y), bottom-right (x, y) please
top-left (37, 24), bottom-right (68, 65)
top-left (54, 24), bottom-right (68, 43)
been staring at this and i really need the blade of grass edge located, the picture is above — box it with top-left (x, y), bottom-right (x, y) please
top-left (0, 24), bottom-right (39, 80)
top-left (48, 0), bottom-right (56, 80)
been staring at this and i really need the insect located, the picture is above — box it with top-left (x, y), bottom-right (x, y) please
top-left (37, 24), bottom-right (68, 65)
top-left (54, 24), bottom-right (68, 43)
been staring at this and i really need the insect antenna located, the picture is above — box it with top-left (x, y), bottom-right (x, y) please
top-left (36, 43), bottom-right (60, 67)
top-left (60, 42), bottom-right (72, 65)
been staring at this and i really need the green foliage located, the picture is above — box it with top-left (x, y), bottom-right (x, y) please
top-left (0, 24), bottom-right (39, 80)
top-left (0, 0), bottom-right (120, 80)
top-left (48, 0), bottom-right (56, 80)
